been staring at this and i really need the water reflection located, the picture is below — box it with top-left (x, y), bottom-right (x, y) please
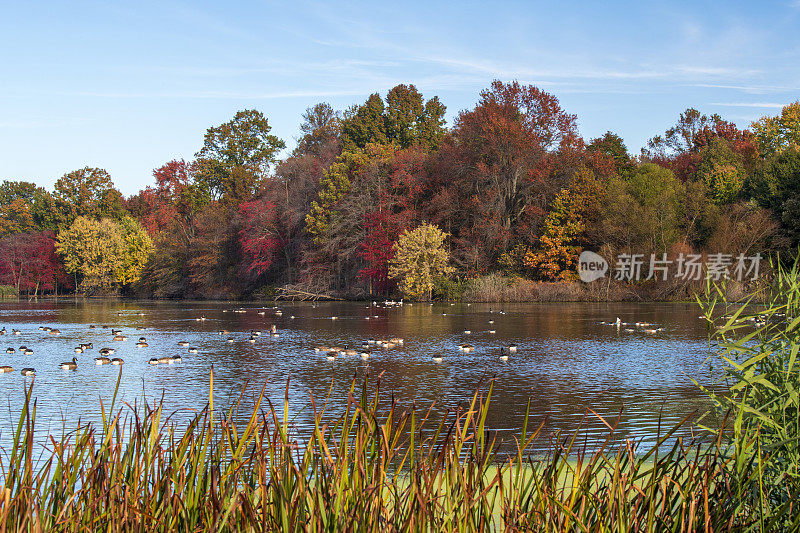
top-left (0, 300), bottom-right (721, 452)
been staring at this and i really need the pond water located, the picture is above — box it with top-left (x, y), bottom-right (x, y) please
top-left (0, 300), bottom-right (722, 453)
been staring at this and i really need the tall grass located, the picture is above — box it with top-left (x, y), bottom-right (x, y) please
top-left (695, 259), bottom-right (800, 530)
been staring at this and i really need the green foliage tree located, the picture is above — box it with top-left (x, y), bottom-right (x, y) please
top-left (749, 147), bottom-right (800, 245)
top-left (697, 137), bottom-right (746, 204)
top-left (602, 163), bottom-right (684, 253)
top-left (340, 85), bottom-right (446, 151)
top-left (751, 101), bottom-right (800, 157)
top-left (196, 109), bottom-right (286, 201)
top-left (53, 167), bottom-right (126, 225)
top-left (587, 132), bottom-right (635, 176)
top-left (388, 223), bottom-right (453, 300)
top-left (0, 198), bottom-right (36, 237)
top-left (305, 147), bottom-right (371, 243)
top-left (294, 102), bottom-right (340, 156)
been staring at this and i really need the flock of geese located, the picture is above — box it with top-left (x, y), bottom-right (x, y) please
top-left (0, 305), bottom-right (684, 376)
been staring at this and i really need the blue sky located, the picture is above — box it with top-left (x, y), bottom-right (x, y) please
top-left (2, 1), bottom-right (799, 195)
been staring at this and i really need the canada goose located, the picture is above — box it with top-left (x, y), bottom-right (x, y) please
top-left (275, 310), bottom-right (282, 316)
top-left (432, 356), bottom-right (443, 363)
top-left (218, 330), bottom-right (229, 335)
top-left (114, 335), bottom-right (128, 341)
top-left (20, 368), bottom-right (35, 376)
top-left (138, 337), bottom-right (146, 342)
top-left (488, 320), bottom-right (494, 324)
top-left (158, 356), bottom-right (173, 364)
top-left (38, 326), bottom-right (45, 331)
top-left (23, 349), bottom-right (33, 355)
top-left (458, 344), bottom-right (474, 353)
top-left (177, 341), bottom-right (189, 347)
top-left (326, 352), bottom-right (336, 361)
top-left (271, 332), bottom-right (279, 337)
top-left (248, 337), bottom-right (256, 343)
top-left (61, 357), bottom-right (78, 370)
top-left (171, 355), bottom-right (182, 363)
top-left (19, 345), bottom-right (27, 351)
top-left (251, 330), bottom-right (261, 336)
top-left (5, 348), bottom-right (14, 354)
top-left (99, 348), bottom-right (115, 355)
top-left (463, 330), bottom-right (471, 335)
top-left (111, 358), bottom-right (124, 365)
top-left (226, 337), bottom-right (235, 343)
top-left (504, 344), bottom-right (518, 354)
top-left (13, 329), bottom-right (21, 335)
top-left (74, 347), bottom-right (84, 354)
top-left (95, 357), bottom-right (111, 365)
top-left (488, 330), bottom-right (496, 334)
top-left (80, 343), bottom-right (93, 350)
top-left (0, 328), bottom-right (5, 335)
top-left (389, 337), bottom-right (404, 344)
top-left (314, 346), bottom-right (330, 352)
top-left (360, 350), bottom-right (371, 359)
top-left (343, 348), bottom-right (357, 356)
top-left (89, 325), bottom-right (96, 329)
top-left (148, 358), bottom-right (159, 365)
top-left (0, 366), bottom-right (13, 373)
top-left (188, 347), bottom-right (198, 353)
top-left (136, 342), bottom-right (148, 348)
top-left (367, 338), bottom-right (376, 345)
top-left (290, 315), bottom-right (295, 319)
top-left (500, 354), bottom-right (509, 361)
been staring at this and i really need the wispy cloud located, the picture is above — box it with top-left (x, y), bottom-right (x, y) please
top-left (709, 102), bottom-right (785, 108)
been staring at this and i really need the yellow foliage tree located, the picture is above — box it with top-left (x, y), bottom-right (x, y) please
top-left (56, 216), bottom-right (153, 292)
top-left (388, 223), bottom-right (453, 300)
top-left (752, 101), bottom-right (800, 157)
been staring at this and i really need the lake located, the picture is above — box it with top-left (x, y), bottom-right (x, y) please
top-left (0, 300), bottom-right (721, 453)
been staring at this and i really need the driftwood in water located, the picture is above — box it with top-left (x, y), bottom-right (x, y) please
top-left (275, 287), bottom-right (343, 301)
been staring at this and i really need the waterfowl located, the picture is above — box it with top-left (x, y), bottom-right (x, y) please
top-left (136, 342), bottom-right (148, 348)
top-left (177, 341), bottom-right (189, 347)
top-left (138, 337), bottom-right (146, 342)
top-left (74, 347), bottom-right (84, 353)
top-left (389, 337), bottom-right (404, 344)
top-left (148, 358), bottom-right (159, 365)
top-left (23, 349), bottom-right (33, 355)
top-left (488, 320), bottom-right (494, 324)
top-left (158, 356), bottom-right (173, 364)
top-left (247, 337), bottom-right (256, 343)
top-left (60, 357), bottom-right (78, 370)
top-left (0, 328), bottom-right (5, 335)
top-left (111, 358), bottom-right (124, 365)
top-left (329, 346), bottom-right (343, 353)
top-left (432, 356), bottom-right (443, 363)
top-left (89, 325), bottom-right (97, 329)
top-left (330, 316), bottom-right (338, 320)
top-left (367, 338), bottom-right (376, 345)
top-left (226, 337), bottom-right (235, 343)
top-left (6, 348), bottom-right (14, 354)
top-left (270, 325), bottom-right (277, 333)
top-left (463, 330), bottom-right (471, 335)
top-left (20, 368), bottom-right (35, 376)
top-left (500, 354), bottom-right (509, 361)
top-left (95, 357), bottom-right (111, 365)
top-left (314, 346), bottom-right (330, 352)
top-left (188, 347), bottom-right (198, 353)
top-left (218, 330), bottom-right (229, 335)
top-left (171, 355), bottom-right (182, 363)
top-left (290, 315), bottom-right (295, 319)
top-left (343, 348), bottom-right (357, 356)
top-left (112, 329), bottom-right (122, 335)
top-left (251, 330), bottom-right (261, 336)
top-left (13, 329), bottom-right (21, 335)
top-left (458, 344), bottom-right (475, 353)
top-left (80, 343), bottom-right (93, 350)
top-left (381, 342), bottom-right (397, 349)
top-left (19, 345), bottom-right (27, 351)
top-left (271, 332), bottom-right (279, 337)
top-left (488, 330), bottom-right (496, 334)
top-left (0, 366), bottom-right (13, 373)
top-left (38, 326), bottom-right (45, 331)
top-left (275, 310), bottom-right (283, 316)
top-left (258, 311), bottom-right (266, 316)
top-left (360, 350), bottom-right (371, 359)
top-left (325, 352), bottom-right (336, 361)
top-left (99, 348), bottom-right (115, 355)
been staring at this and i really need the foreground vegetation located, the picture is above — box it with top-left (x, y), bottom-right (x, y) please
top-left (0, 269), bottom-right (798, 530)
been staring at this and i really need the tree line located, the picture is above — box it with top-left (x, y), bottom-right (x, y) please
top-left (1, 81), bottom-right (798, 299)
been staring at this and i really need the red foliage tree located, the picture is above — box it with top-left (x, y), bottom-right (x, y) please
top-left (0, 231), bottom-right (69, 295)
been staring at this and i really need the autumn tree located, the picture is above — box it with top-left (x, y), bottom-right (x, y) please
top-left (749, 147), bottom-right (800, 246)
top-left (751, 101), bottom-right (800, 158)
top-left (445, 80), bottom-right (581, 263)
top-left (587, 132), bottom-right (635, 176)
top-left (389, 223), bottom-right (453, 300)
top-left (0, 231), bottom-right (67, 296)
top-left (57, 216), bottom-right (152, 293)
top-left (294, 102), bottom-right (341, 156)
top-left (524, 168), bottom-right (605, 280)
